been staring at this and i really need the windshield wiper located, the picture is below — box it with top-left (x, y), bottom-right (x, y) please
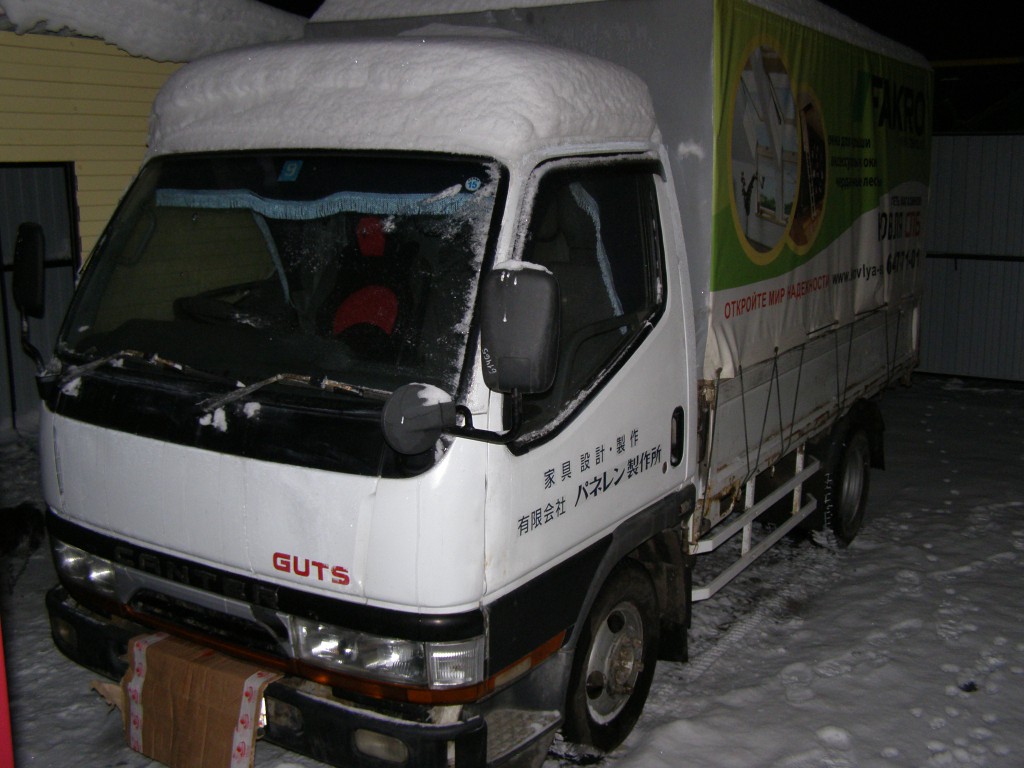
top-left (56, 349), bottom-right (144, 386)
top-left (56, 349), bottom-right (235, 389)
top-left (198, 372), bottom-right (391, 413)
top-left (56, 348), bottom-right (391, 412)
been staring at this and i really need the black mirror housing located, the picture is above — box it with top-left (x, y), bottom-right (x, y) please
top-left (382, 383), bottom-right (457, 455)
top-left (13, 222), bottom-right (46, 319)
top-left (479, 264), bottom-right (559, 394)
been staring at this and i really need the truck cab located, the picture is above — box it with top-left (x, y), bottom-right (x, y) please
top-left (34, 35), bottom-right (697, 767)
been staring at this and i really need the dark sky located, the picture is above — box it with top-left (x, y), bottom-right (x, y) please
top-left (259, 0), bottom-right (1022, 131)
top-left (258, 0), bottom-right (324, 19)
top-left (264, 1), bottom-right (1020, 62)
top-left (819, 1), bottom-right (1020, 62)
top-left (819, 3), bottom-right (1024, 132)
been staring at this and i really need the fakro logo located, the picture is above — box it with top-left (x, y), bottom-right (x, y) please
top-left (870, 74), bottom-right (927, 136)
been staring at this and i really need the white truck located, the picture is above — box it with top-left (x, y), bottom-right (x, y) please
top-left (13, 0), bottom-right (931, 765)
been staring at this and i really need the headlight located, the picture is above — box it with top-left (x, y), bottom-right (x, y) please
top-left (52, 541), bottom-right (117, 599)
top-left (291, 618), bottom-right (484, 689)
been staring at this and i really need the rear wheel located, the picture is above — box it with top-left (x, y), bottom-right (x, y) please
top-left (814, 425), bottom-right (871, 547)
top-left (562, 561), bottom-right (658, 752)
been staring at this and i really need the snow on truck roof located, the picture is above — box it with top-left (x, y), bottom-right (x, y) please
top-left (148, 36), bottom-right (657, 163)
top-left (311, 0), bottom-right (603, 22)
top-left (311, 0), bottom-right (927, 69)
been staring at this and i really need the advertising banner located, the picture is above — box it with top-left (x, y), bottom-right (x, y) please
top-left (707, 0), bottom-right (932, 378)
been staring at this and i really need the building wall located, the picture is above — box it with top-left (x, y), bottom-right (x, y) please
top-left (0, 30), bottom-right (178, 258)
top-left (922, 135), bottom-right (1024, 382)
top-left (1, 31), bottom-right (178, 433)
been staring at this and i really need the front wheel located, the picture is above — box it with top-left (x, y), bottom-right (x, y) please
top-left (562, 561), bottom-right (658, 752)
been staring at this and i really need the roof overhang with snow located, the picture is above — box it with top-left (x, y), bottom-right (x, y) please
top-left (148, 35), bottom-right (658, 164)
top-left (0, 0), bottom-right (305, 61)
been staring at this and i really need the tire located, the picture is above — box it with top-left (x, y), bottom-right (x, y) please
top-left (562, 561), bottom-right (659, 752)
top-left (815, 426), bottom-right (871, 547)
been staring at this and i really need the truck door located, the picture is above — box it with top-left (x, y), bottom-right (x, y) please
top-left (486, 155), bottom-right (693, 594)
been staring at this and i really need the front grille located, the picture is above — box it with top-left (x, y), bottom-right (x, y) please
top-left (129, 589), bottom-right (287, 656)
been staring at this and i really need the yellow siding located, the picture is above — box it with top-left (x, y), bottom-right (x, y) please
top-left (0, 31), bottom-right (179, 258)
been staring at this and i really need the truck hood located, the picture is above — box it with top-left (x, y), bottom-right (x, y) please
top-left (42, 408), bottom-right (486, 612)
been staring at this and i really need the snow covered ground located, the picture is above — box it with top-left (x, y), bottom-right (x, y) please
top-left (1, 373), bottom-right (1022, 767)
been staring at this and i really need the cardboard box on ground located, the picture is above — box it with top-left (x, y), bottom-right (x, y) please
top-left (93, 633), bottom-right (282, 768)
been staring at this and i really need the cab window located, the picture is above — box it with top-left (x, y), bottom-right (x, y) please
top-left (517, 161), bottom-right (664, 434)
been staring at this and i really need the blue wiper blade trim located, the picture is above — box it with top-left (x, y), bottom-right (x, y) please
top-left (155, 188), bottom-right (474, 220)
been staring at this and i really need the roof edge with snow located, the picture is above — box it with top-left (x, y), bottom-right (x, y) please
top-left (148, 36), bottom-right (657, 163)
top-left (311, 0), bottom-right (603, 23)
top-left (0, 0), bottom-right (305, 62)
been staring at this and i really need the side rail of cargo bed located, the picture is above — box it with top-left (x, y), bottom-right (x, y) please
top-left (690, 445), bottom-right (818, 601)
top-left (688, 304), bottom-right (916, 598)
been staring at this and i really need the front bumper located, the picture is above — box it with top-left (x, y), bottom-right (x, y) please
top-left (46, 585), bottom-right (558, 768)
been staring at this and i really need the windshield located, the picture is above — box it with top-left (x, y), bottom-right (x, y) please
top-left (60, 152), bottom-right (504, 395)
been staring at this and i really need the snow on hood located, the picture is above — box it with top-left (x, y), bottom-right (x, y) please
top-left (0, 0), bottom-right (304, 62)
top-left (149, 36), bottom-right (657, 163)
top-left (312, 0), bottom-right (602, 22)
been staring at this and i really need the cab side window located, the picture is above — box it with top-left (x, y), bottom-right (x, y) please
top-left (518, 162), bottom-right (663, 433)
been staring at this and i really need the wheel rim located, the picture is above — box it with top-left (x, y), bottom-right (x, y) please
top-left (837, 435), bottom-right (869, 530)
top-left (583, 600), bottom-right (645, 724)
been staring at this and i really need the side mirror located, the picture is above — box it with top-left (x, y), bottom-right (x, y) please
top-left (13, 222), bottom-right (46, 318)
top-left (381, 383), bottom-right (457, 455)
top-left (479, 263), bottom-right (559, 394)
top-left (382, 265), bottom-right (559, 455)
top-left (13, 222), bottom-right (47, 372)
